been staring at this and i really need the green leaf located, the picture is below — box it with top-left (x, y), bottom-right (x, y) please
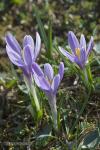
top-left (35, 124), bottom-right (52, 149)
top-left (33, 5), bottom-right (48, 50)
top-left (33, 5), bottom-right (53, 59)
top-left (48, 19), bottom-right (52, 58)
top-left (78, 129), bottom-right (100, 149)
top-left (94, 42), bottom-right (100, 54)
top-left (18, 84), bottom-right (28, 94)
top-left (10, 0), bottom-right (26, 5)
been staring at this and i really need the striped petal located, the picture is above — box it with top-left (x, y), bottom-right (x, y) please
top-left (6, 33), bottom-right (21, 55)
top-left (80, 47), bottom-right (86, 65)
top-left (23, 35), bottom-right (34, 60)
top-left (87, 36), bottom-right (94, 56)
top-left (23, 45), bottom-right (32, 67)
top-left (23, 35), bottom-right (34, 48)
top-left (44, 63), bottom-right (54, 81)
top-left (80, 34), bottom-right (86, 51)
top-left (34, 73), bottom-right (50, 91)
top-left (34, 32), bottom-right (41, 60)
top-left (32, 62), bottom-right (44, 76)
top-left (68, 31), bottom-right (80, 54)
top-left (74, 56), bottom-right (83, 69)
top-left (59, 46), bottom-right (74, 62)
top-left (6, 45), bottom-right (24, 67)
top-left (58, 62), bottom-right (64, 80)
top-left (51, 74), bottom-right (60, 94)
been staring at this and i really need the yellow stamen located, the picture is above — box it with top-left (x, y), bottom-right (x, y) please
top-left (49, 79), bottom-right (52, 85)
top-left (46, 76), bottom-right (52, 85)
top-left (75, 48), bottom-right (80, 58)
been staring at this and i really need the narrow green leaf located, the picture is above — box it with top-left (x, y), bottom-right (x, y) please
top-left (33, 5), bottom-right (48, 50)
top-left (78, 129), bottom-right (100, 149)
top-left (48, 19), bottom-right (52, 58)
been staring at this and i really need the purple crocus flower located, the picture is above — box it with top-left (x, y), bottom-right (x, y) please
top-left (5, 32), bottom-right (42, 116)
top-left (5, 32), bottom-right (41, 83)
top-left (32, 62), bottom-right (64, 130)
top-left (59, 31), bottom-right (94, 69)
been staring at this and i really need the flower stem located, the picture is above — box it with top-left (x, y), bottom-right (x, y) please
top-left (82, 65), bottom-right (93, 92)
top-left (82, 67), bottom-right (89, 91)
top-left (83, 67), bottom-right (88, 81)
top-left (24, 75), bottom-right (42, 120)
top-left (48, 95), bottom-right (58, 131)
top-left (30, 84), bottom-right (40, 112)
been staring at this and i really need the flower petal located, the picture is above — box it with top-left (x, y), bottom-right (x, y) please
top-left (21, 65), bottom-right (30, 77)
top-left (23, 35), bottom-right (34, 47)
top-left (74, 56), bottom-right (83, 69)
top-left (6, 33), bottom-right (21, 55)
top-left (80, 47), bottom-right (86, 65)
top-left (59, 46), bottom-right (74, 62)
top-left (68, 31), bottom-right (80, 54)
top-left (58, 62), bottom-right (64, 80)
top-left (44, 63), bottom-right (54, 81)
top-left (23, 35), bottom-right (34, 60)
top-left (51, 74), bottom-right (60, 94)
top-left (87, 36), bottom-right (94, 56)
top-left (80, 34), bottom-right (86, 50)
top-left (32, 62), bottom-right (44, 76)
top-left (23, 45), bottom-right (32, 67)
top-left (34, 73), bottom-right (50, 91)
top-left (34, 32), bottom-right (41, 60)
top-left (6, 45), bottom-right (24, 67)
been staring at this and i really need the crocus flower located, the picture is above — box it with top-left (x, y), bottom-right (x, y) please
top-left (32, 62), bottom-right (64, 130)
top-left (5, 32), bottom-right (41, 84)
top-left (59, 31), bottom-right (94, 69)
top-left (5, 32), bottom-right (42, 117)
